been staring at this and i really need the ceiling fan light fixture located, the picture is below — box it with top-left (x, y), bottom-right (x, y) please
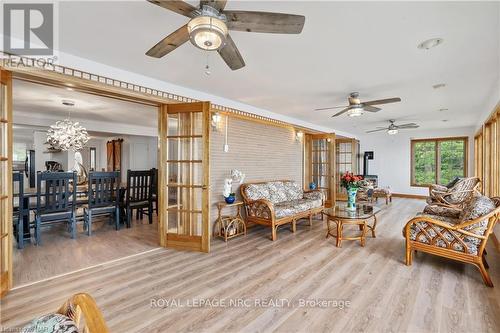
top-left (387, 128), bottom-right (399, 135)
top-left (188, 16), bottom-right (228, 51)
top-left (347, 107), bottom-right (364, 117)
top-left (417, 38), bottom-right (444, 50)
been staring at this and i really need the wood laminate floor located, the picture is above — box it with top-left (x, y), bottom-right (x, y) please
top-left (13, 215), bottom-right (159, 287)
top-left (2, 198), bottom-right (500, 332)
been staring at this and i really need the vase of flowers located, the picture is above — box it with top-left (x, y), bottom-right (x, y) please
top-left (223, 169), bottom-right (245, 204)
top-left (340, 172), bottom-right (365, 210)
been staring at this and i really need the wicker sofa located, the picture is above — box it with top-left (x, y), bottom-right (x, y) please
top-left (403, 195), bottom-right (500, 286)
top-left (241, 180), bottom-right (324, 241)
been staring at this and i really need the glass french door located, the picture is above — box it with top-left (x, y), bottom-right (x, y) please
top-left (335, 138), bottom-right (360, 200)
top-left (305, 134), bottom-right (335, 207)
top-left (158, 102), bottom-right (210, 252)
top-left (0, 69), bottom-right (13, 297)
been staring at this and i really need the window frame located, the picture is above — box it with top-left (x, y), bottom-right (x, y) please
top-left (90, 147), bottom-right (97, 171)
top-left (410, 136), bottom-right (468, 187)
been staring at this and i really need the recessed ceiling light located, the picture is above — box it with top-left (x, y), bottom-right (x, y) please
top-left (62, 99), bottom-right (75, 107)
top-left (418, 38), bottom-right (444, 50)
top-left (438, 108), bottom-right (449, 112)
top-left (433, 83), bottom-right (446, 89)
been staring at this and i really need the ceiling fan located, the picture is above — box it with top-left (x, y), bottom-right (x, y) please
top-left (145, 0), bottom-right (305, 70)
top-left (315, 92), bottom-right (402, 117)
top-left (366, 120), bottom-right (419, 135)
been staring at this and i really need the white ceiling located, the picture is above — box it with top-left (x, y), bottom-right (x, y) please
top-left (13, 79), bottom-right (157, 128)
top-left (32, 1), bottom-right (500, 134)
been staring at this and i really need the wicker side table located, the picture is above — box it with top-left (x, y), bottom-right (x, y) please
top-left (214, 201), bottom-right (246, 242)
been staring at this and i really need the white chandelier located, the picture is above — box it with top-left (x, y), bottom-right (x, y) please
top-left (47, 118), bottom-right (89, 152)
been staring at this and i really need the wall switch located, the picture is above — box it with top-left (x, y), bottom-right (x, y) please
top-left (223, 144), bottom-right (229, 152)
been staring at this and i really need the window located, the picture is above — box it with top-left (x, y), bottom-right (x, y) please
top-left (12, 143), bottom-right (27, 162)
top-left (90, 147), bottom-right (96, 171)
top-left (411, 137), bottom-right (468, 186)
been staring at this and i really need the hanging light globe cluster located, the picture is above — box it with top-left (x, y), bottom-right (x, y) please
top-left (46, 118), bottom-right (89, 152)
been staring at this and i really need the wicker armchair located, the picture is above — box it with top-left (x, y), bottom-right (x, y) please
top-left (427, 177), bottom-right (480, 208)
top-left (404, 196), bottom-right (500, 287)
top-left (22, 293), bottom-right (108, 333)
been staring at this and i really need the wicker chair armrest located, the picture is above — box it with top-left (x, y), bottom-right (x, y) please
top-left (455, 207), bottom-right (500, 231)
top-left (405, 215), bottom-right (457, 234)
top-left (429, 184), bottom-right (448, 196)
top-left (57, 293), bottom-right (109, 333)
top-left (246, 199), bottom-right (275, 220)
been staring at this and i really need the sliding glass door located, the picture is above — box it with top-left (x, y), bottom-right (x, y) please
top-left (0, 69), bottom-right (13, 297)
top-left (158, 102), bottom-right (210, 252)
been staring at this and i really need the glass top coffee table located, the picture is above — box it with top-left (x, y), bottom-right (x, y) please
top-left (323, 204), bottom-right (381, 247)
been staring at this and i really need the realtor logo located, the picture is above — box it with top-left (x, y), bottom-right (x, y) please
top-left (3, 3), bottom-right (54, 55)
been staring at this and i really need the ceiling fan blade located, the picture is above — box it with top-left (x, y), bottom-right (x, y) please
top-left (200, 0), bottom-right (227, 10)
top-left (366, 128), bottom-right (388, 133)
top-left (398, 124), bottom-right (420, 129)
top-left (147, 0), bottom-right (197, 18)
top-left (146, 24), bottom-right (189, 58)
top-left (224, 11), bottom-right (305, 34)
top-left (332, 107), bottom-right (351, 117)
top-left (363, 105), bottom-right (381, 112)
top-left (363, 97), bottom-right (402, 106)
top-left (314, 105), bottom-right (349, 111)
top-left (218, 34), bottom-right (245, 70)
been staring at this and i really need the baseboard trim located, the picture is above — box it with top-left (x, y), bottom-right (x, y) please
top-left (392, 193), bottom-right (427, 200)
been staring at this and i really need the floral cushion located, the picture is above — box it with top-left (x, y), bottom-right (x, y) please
top-left (274, 198), bottom-right (323, 219)
top-left (303, 190), bottom-right (324, 201)
top-left (459, 196), bottom-right (495, 221)
top-left (373, 188), bottom-right (391, 195)
top-left (22, 313), bottom-right (78, 333)
top-left (422, 205), bottom-right (461, 218)
top-left (244, 181), bottom-right (304, 204)
top-left (243, 183), bottom-right (271, 201)
top-left (283, 181), bottom-right (303, 201)
top-left (267, 181), bottom-right (289, 203)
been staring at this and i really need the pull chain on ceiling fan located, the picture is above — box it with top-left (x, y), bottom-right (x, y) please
top-left (146, 0), bottom-right (306, 70)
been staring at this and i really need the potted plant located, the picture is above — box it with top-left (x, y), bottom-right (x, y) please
top-left (340, 172), bottom-right (365, 210)
top-left (223, 169), bottom-right (245, 204)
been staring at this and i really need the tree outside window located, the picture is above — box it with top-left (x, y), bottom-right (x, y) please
top-left (411, 137), bottom-right (467, 186)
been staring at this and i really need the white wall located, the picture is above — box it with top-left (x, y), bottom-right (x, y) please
top-left (359, 126), bottom-right (475, 196)
top-left (101, 135), bottom-right (158, 183)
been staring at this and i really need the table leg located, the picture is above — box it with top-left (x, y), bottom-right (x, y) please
top-left (336, 220), bottom-right (342, 248)
top-left (371, 215), bottom-right (378, 238)
top-left (22, 197), bottom-right (31, 243)
top-left (361, 222), bottom-right (367, 247)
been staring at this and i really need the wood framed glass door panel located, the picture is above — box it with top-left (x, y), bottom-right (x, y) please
top-left (335, 138), bottom-right (359, 200)
top-left (305, 133), bottom-right (335, 207)
top-left (0, 69), bottom-right (13, 297)
top-left (158, 102), bottom-right (210, 252)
